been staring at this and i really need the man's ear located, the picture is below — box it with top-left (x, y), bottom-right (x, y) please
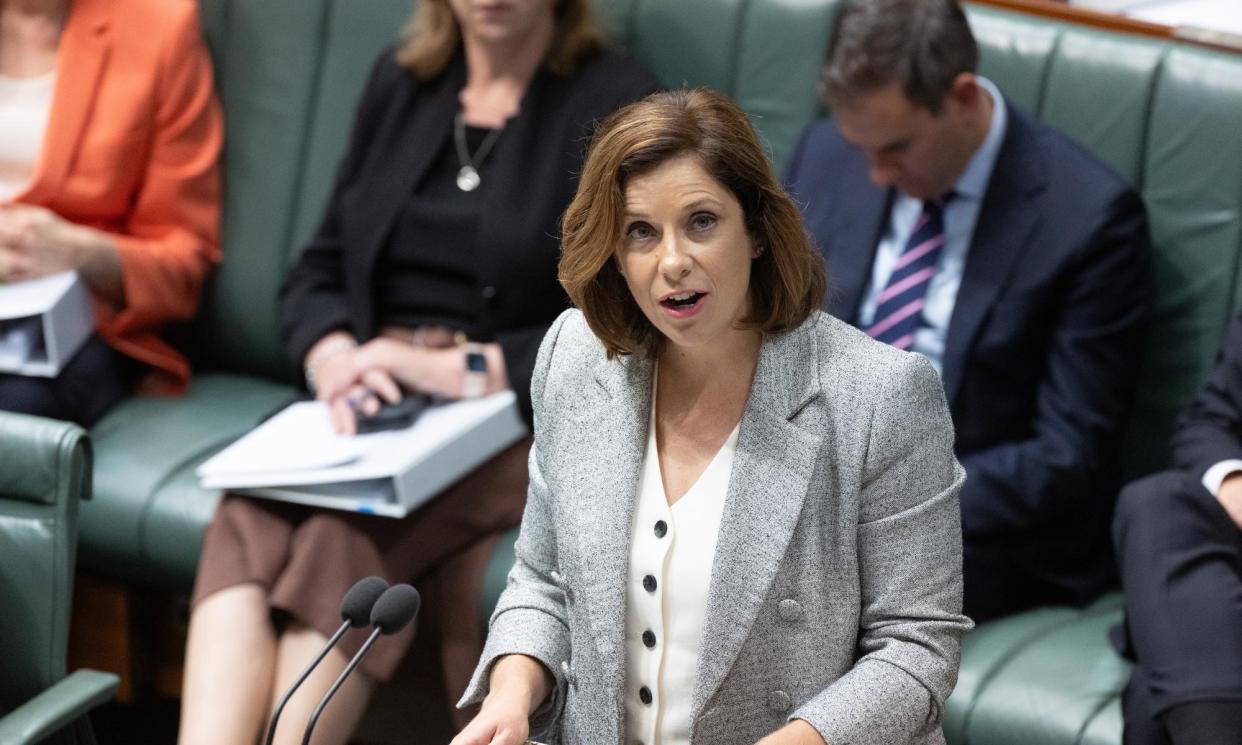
top-left (947, 72), bottom-right (981, 109)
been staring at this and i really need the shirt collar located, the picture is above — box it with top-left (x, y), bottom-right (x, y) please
top-left (952, 76), bottom-right (1007, 202)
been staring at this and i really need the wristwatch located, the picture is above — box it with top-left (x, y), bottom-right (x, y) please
top-left (462, 342), bottom-right (488, 399)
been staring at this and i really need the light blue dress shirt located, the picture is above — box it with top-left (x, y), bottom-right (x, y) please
top-left (857, 77), bottom-right (1008, 375)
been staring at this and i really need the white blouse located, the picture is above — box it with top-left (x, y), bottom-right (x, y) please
top-left (624, 386), bottom-right (741, 745)
top-left (0, 70), bottom-right (56, 201)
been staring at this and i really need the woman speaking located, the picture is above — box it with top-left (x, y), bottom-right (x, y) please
top-left (453, 89), bottom-right (970, 745)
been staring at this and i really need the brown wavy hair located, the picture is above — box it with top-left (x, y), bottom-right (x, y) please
top-left (397, 0), bottom-right (604, 80)
top-left (560, 88), bottom-right (827, 359)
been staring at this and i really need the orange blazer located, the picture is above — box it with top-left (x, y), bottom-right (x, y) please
top-left (12, 0), bottom-right (223, 393)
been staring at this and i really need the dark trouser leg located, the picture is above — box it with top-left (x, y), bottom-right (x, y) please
top-left (1122, 667), bottom-right (1172, 745)
top-left (0, 336), bottom-right (139, 427)
top-left (1113, 470), bottom-right (1242, 745)
top-left (1162, 701), bottom-right (1242, 745)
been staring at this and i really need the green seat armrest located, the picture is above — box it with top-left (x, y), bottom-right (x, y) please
top-left (0, 670), bottom-right (119, 745)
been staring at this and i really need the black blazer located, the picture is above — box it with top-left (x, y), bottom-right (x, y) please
top-left (1173, 313), bottom-right (1242, 484)
top-left (279, 48), bottom-right (658, 425)
top-left (784, 104), bottom-right (1153, 599)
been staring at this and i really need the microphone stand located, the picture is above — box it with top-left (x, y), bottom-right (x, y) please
top-left (263, 618), bottom-right (352, 745)
top-left (300, 626), bottom-right (384, 745)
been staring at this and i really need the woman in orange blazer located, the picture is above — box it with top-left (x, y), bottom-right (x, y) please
top-left (0, 0), bottom-right (222, 426)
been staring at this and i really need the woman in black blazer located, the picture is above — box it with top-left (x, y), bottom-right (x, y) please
top-left (178, 2), bottom-right (657, 743)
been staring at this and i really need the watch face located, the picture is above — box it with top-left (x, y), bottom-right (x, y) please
top-left (466, 351), bottom-right (487, 373)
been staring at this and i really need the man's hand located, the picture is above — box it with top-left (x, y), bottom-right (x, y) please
top-left (1217, 473), bottom-right (1242, 529)
top-left (755, 719), bottom-right (826, 745)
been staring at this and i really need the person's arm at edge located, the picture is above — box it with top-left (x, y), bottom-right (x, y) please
top-left (1171, 313), bottom-right (1242, 485)
top-left (279, 49), bottom-right (402, 378)
top-left (457, 310), bottom-right (578, 736)
top-left (89, 2), bottom-right (222, 323)
top-left (791, 352), bottom-right (971, 743)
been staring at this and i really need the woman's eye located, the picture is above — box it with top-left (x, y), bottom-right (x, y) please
top-left (625, 222), bottom-right (654, 241)
top-left (690, 212), bottom-right (717, 231)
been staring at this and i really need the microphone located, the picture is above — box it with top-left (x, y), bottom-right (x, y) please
top-left (300, 584), bottom-right (421, 745)
top-left (263, 576), bottom-right (389, 745)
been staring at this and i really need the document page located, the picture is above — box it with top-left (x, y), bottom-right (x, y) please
top-left (0, 271), bottom-right (78, 319)
top-left (197, 392), bottom-right (522, 489)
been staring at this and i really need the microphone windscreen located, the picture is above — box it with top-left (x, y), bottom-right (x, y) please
top-left (340, 576), bottom-right (390, 628)
top-left (370, 584), bottom-right (421, 634)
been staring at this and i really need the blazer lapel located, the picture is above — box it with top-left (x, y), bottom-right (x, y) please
top-left (19, 0), bottom-right (110, 204)
top-left (350, 55), bottom-right (464, 325)
top-left (691, 322), bottom-right (825, 723)
top-left (825, 178), bottom-right (890, 324)
top-left (475, 67), bottom-right (549, 261)
top-left (942, 106), bottom-right (1046, 407)
top-left (565, 353), bottom-right (653, 693)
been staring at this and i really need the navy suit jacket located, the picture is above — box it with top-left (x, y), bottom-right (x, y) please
top-left (784, 104), bottom-right (1152, 601)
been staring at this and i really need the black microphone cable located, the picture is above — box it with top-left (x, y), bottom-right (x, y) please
top-left (263, 575), bottom-right (389, 745)
top-left (300, 583), bottom-right (421, 745)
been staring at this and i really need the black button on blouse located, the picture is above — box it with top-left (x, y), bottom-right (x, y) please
top-left (654, 520), bottom-right (667, 538)
top-left (642, 630), bottom-right (656, 648)
top-left (639, 685), bottom-right (653, 705)
top-left (642, 574), bottom-right (657, 593)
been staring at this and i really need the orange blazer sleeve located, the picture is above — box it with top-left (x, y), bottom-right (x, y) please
top-left (18, 0), bottom-right (223, 391)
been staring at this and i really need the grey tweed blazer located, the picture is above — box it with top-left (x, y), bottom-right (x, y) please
top-left (461, 309), bottom-right (970, 745)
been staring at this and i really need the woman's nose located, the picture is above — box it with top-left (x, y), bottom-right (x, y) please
top-left (658, 234), bottom-right (692, 279)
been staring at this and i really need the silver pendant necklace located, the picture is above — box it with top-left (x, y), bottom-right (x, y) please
top-left (454, 112), bottom-right (503, 192)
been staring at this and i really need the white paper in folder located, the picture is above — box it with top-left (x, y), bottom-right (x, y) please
top-left (0, 271), bottom-right (94, 377)
top-left (197, 391), bottom-right (528, 517)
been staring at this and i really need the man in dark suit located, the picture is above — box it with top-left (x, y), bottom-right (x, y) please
top-left (784, 0), bottom-right (1152, 621)
top-left (1112, 314), bottom-right (1242, 745)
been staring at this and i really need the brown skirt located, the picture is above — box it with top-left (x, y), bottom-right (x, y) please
top-left (191, 437), bottom-right (532, 684)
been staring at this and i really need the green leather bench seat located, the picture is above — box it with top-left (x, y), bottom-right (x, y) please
top-left (949, 594), bottom-right (1130, 745)
top-left (71, 1), bottom-right (1242, 743)
top-left (82, 374), bottom-right (294, 587)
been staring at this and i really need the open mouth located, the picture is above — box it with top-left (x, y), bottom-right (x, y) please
top-left (661, 292), bottom-right (705, 309)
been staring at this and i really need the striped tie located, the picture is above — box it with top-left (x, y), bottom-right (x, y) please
top-left (867, 197), bottom-right (949, 350)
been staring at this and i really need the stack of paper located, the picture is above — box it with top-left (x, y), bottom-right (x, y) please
top-left (0, 271), bottom-right (94, 377)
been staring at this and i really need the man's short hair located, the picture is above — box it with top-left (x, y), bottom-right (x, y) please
top-left (821, 0), bottom-right (978, 113)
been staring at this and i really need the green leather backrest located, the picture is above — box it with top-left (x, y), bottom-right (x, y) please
top-left (966, 4), bottom-right (1242, 476)
top-left (0, 413), bottom-right (89, 708)
top-left (289, 0), bottom-right (413, 253)
top-left (193, 0), bottom-right (338, 379)
top-left (192, 0), bottom-right (412, 380)
top-left (596, 0), bottom-right (837, 169)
